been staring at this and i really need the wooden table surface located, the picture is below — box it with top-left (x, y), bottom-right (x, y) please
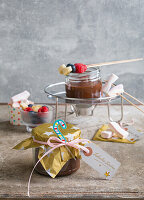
top-left (0, 105), bottom-right (144, 199)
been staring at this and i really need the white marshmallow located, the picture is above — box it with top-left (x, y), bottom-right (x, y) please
top-left (22, 99), bottom-right (34, 105)
top-left (102, 73), bottom-right (119, 94)
top-left (12, 102), bottom-right (20, 108)
top-left (101, 131), bottom-right (113, 139)
top-left (27, 100), bottom-right (34, 105)
top-left (11, 91), bottom-right (30, 103)
top-left (108, 84), bottom-right (124, 97)
top-left (109, 122), bottom-right (129, 139)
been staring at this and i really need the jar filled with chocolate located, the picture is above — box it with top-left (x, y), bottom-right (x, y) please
top-left (31, 123), bottom-right (81, 177)
top-left (65, 67), bottom-right (102, 99)
top-left (33, 148), bottom-right (80, 176)
top-left (14, 123), bottom-right (81, 178)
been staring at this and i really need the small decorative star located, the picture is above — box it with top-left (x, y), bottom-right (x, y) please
top-left (43, 132), bottom-right (54, 136)
top-left (66, 133), bottom-right (74, 141)
top-left (71, 126), bottom-right (79, 130)
top-left (45, 146), bottom-right (52, 157)
top-left (104, 171), bottom-right (110, 177)
top-left (48, 126), bottom-right (53, 129)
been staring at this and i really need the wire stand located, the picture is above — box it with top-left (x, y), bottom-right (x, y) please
top-left (45, 82), bottom-right (124, 124)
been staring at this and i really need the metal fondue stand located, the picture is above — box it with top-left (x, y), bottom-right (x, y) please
top-left (44, 81), bottom-right (124, 124)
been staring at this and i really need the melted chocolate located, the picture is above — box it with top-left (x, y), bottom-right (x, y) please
top-left (66, 80), bottom-right (102, 98)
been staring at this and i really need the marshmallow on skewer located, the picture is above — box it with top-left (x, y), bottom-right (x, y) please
top-left (11, 91), bottom-right (30, 103)
top-left (108, 84), bottom-right (124, 97)
top-left (109, 122), bottom-right (129, 139)
top-left (102, 73), bottom-right (119, 94)
top-left (101, 130), bottom-right (113, 139)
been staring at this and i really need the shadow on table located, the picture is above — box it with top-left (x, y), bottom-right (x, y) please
top-left (0, 155), bottom-right (45, 182)
top-left (0, 121), bottom-right (27, 135)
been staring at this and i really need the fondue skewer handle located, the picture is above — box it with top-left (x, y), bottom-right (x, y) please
top-left (109, 83), bottom-right (144, 114)
top-left (119, 94), bottom-right (144, 114)
top-left (86, 58), bottom-right (143, 68)
top-left (58, 58), bottom-right (143, 76)
top-left (124, 91), bottom-right (144, 107)
top-left (104, 80), bottom-right (144, 115)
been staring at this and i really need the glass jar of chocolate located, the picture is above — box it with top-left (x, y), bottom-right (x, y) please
top-left (65, 67), bottom-right (102, 99)
top-left (33, 148), bottom-right (80, 176)
top-left (31, 123), bottom-right (81, 177)
top-left (14, 123), bottom-right (81, 178)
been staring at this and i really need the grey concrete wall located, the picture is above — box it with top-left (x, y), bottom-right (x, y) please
top-left (0, 0), bottom-right (144, 103)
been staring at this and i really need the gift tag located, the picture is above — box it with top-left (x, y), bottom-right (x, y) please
top-left (125, 126), bottom-right (143, 142)
top-left (81, 142), bottom-right (121, 180)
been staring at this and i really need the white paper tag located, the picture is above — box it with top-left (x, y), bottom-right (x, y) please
top-left (81, 142), bottom-right (121, 180)
top-left (125, 126), bottom-right (143, 142)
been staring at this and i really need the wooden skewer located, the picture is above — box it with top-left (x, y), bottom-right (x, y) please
top-left (124, 91), bottom-right (144, 107)
top-left (119, 94), bottom-right (144, 114)
top-left (87, 58), bottom-right (143, 68)
top-left (59, 58), bottom-right (143, 75)
top-left (109, 83), bottom-right (144, 114)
